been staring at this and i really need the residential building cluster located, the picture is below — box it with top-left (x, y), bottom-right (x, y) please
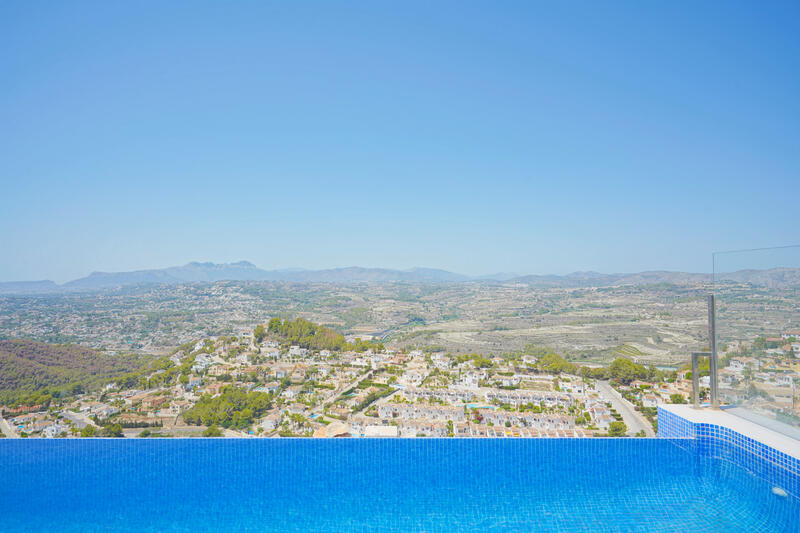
top-left (4, 326), bottom-right (798, 440)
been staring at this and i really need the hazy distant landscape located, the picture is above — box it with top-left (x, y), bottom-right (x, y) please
top-left (4, 261), bottom-right (800, 293)
top-left (2, 262), bottom-right (798, 367)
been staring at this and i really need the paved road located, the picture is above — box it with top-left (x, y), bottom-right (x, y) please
top-left (310, 369), bottom-right (374, 416)
top-left (60, 410), bottom-right (99, 429)
top-left (596, 381), bottom-right (655, 437)
top-left (0, 416), bottom-right (19, 438)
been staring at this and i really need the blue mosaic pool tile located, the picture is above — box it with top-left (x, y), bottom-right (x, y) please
top-left (2, 437), bottom-right (799, 532)
top-left (658, 406), bottom-right (800, 500)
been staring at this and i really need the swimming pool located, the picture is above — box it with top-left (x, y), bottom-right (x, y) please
top-left (1, 439), bottom-right (798, 532)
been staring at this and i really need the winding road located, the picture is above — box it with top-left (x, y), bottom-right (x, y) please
top-left (596, 380), bottom-right (655, 437)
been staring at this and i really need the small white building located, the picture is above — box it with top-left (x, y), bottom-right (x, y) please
top-left (595, 414), bottom-right (614, 431)
top-left (497, 375), bottom-right (521, 387)
top-left (729, 359), bottom-right (745, 372)
top-left (42, 424), bottom-right (66, 438)
top-left (642, 394), bottom-right (660, 408)
top-left (363, 425), bottom-right (399, 438)
top-left (282, 385), bottom-right (301, 400)
top-left (288, 346), bottom-right (308, 357)
top-left (260, 413), bottom-right (281, 432)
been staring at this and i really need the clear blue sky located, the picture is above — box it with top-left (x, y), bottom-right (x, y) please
top-left (2, 1), bottom-right (798, 282)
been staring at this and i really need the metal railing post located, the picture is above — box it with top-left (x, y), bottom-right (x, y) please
top-left (708, 294), bottom-right (719, 409)
top-left (691, 353), bottom-right (700, 408)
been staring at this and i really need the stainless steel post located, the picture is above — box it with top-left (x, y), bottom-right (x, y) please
top-left (708, 294), bottom-right (719, 409)
top-left (691, 353), bottom-right (699, 408)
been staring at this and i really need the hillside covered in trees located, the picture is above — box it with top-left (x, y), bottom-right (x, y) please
top-left (183, 386), bottom-right (273, 429)
top-left (265, 317), bottom-right (384, 352)
top-left (0, 339), bottom-right (151, 406)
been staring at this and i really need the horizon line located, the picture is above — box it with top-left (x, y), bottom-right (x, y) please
top-left (6, 259), bottom-right (800, 285)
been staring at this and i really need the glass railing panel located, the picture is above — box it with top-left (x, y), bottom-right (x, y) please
top-left (713, 245), bottom-right (800, 435)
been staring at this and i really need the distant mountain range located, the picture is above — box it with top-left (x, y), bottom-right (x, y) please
top-left (0, 262), bottom-right (470, 293)
top-left (1, 261), bottom-right (799, 294)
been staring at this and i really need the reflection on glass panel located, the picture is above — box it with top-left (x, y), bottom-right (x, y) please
top-left (713, 245), bottom-right (800, 431)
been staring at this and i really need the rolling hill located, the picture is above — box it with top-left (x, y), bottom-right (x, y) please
top-left (0, 339), bottom-right (151, 399)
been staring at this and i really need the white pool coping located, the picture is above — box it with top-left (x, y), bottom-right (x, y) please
top-left (661, 404), bottom-right (800, 460)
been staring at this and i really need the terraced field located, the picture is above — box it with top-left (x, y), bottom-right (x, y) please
top-left (2, 280), bottom-right (796, 367)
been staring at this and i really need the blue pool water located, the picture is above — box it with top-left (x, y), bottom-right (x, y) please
top-left (1, 438), bottom-right (798, 532)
